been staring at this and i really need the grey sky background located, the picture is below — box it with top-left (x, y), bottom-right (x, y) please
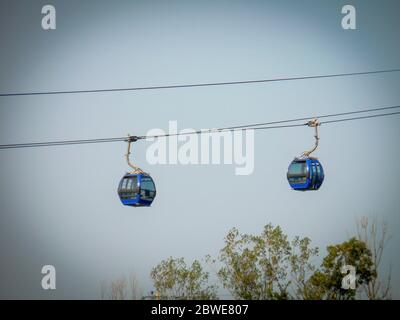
top-left (0, 0), bottom-right (399, 299)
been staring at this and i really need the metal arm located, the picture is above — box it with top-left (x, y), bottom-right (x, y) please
top-left (301, 119), bottom-right (320, 158)
top-left (125, 135), bottom-right (145, 174)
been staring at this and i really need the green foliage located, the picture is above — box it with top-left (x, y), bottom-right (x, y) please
top-left (150, 257), bottom-right (217, 300)
top-left (307, 237), bottom-right (376, 300)
top-left (290, 236), bottom-right (319, 299)
top-left (215, 224), bottom-right (318, 299)
top-left (149, 221), bottom-right (389, 300)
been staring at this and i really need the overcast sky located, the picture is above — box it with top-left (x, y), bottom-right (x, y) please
top-left (0, 0), bottom-right (400, 299)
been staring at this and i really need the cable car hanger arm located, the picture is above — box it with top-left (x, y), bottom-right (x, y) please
top-left (125, 135), bottom-right (146, 174)
top-left (300, 119), bottom-right (320, 158)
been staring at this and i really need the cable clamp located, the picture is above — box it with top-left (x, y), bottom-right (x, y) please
top-left (306, 118), bottom-right (320, 127)
top-left (125, 134), bottom-right (139, 143)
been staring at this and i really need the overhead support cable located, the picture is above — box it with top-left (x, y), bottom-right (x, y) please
top-left (0, 106), bottom-right (399, 150)
top-left (0, 68), bottom-right (399, 97)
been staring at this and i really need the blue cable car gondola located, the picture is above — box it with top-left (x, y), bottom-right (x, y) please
top-left (118, 135), bottom-right (156, 207)
top-left (287, 157), bottom-right (324, 191)
top-left (287, 119), bottom-right (325, 191)
top-left (118, 173), bottom-right (156, 207)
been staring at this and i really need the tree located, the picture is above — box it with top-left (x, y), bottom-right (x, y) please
top-left (150, 257), bottom-right (217, 300)
top-left (356, 216), bottom-right (392, 299)
top-left (307, 238), bottom-right (376, 300)
top-left (144, 220), bottom-right (392, 300)
top-left (289, 236), bottom-right (319, 299)
top-left (100, 274), bottom-right (139, 300)
top-left (212, 224), bottom-right (318, 299)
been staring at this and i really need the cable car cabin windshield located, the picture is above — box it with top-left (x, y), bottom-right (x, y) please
top-left (140, 176), bottom-right (156, 201)
top-left (287, 161), bottom-right (307, 184)
top-left (118, 175), bottom-right (139, 200)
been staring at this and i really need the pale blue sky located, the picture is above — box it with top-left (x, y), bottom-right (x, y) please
top-left (0, 0), bottom-right (399, 299)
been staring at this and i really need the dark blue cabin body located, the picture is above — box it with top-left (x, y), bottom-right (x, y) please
top-left (287, 157), bottom-right (324, 191)
top-left (118, 173), bottom-right (156, 207)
